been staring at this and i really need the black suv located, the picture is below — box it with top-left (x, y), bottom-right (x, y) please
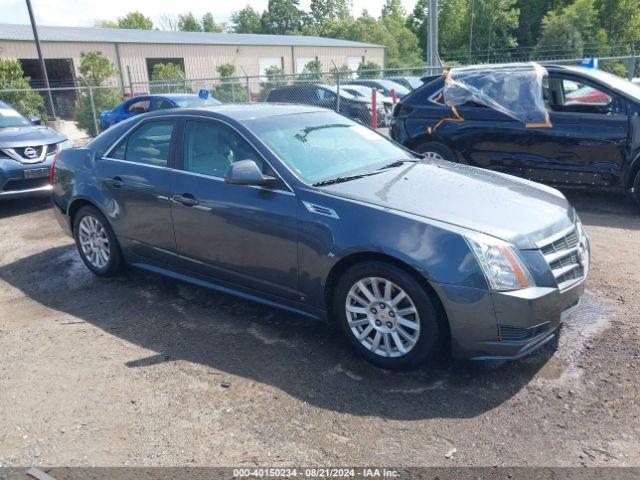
top-left (265, 84), bottom-right (376, 125)
top-left (391, 65), bottom-right (640, 207)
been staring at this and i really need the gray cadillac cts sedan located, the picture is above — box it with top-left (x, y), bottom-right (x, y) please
top-left (51, 104), bottom-right (589, 369)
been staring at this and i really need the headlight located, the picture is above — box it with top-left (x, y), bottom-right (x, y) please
top-left (465, 232), bottom-right (534, 291)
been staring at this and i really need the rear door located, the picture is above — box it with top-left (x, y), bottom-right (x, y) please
top-left (169, 118), bottom-right (300, 300)
top-left (98, 118), bottom-right (178, 260)
top-left (526, 74), bottom-right (629, 187)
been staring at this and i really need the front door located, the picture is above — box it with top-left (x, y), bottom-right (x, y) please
top-left (169, 118), bottom-right (300, 301)
top-left (526, 75), bottom-right (629, 187)
top-left (97, 118), bottom-right (177, 260)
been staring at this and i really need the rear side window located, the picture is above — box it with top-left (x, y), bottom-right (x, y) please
top-left (182, 120), bottom-right (264, 178)
top-left (126, 99), bottom-right (150, 114)
top-left (110, 121), bottom-right (174, 167)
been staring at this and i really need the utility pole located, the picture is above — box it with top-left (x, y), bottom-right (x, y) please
top-left (468, 0), bottom-right (475, 64)
top-left (427, 0), bottom-right (439, 74)
top-left (25, 0), bottom-right (56, 118)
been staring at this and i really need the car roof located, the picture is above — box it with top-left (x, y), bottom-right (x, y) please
top-left (145, 103), bottom-right (327, 121)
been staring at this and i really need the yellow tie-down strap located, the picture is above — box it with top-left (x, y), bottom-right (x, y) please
top-left (525, 109), bottom-right (553, 128)
top-left (428, 104), bottom-right (464, 135)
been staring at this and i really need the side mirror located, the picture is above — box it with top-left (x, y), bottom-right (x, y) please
top-left (30, 116), bottom-right (42, 125)
top-left (224, 159), bottom-right (277, 187)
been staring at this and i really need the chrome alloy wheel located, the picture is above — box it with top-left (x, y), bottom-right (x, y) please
top-left (422, 151), bottom-right (445, 161)
top-left (78, 215), bottom-right (110, 269)
top-left (345, 277), bottom-right (421, 358)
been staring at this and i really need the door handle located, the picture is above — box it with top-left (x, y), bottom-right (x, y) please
top-left (107, 176), bottom-right (124, 188)
top-left (171, 193), bottom-right (199, 207)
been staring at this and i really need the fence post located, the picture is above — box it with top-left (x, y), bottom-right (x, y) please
top-left (371, 88), bottom-right (377, 129)
top-left (88, 86), bottom-right (98, 136)
top-left (628, 55), bottom-right (637, 81)
top-left (246, 76), bottom-right (251, 102)
top-left (336, 71), bottom-right (341, 114)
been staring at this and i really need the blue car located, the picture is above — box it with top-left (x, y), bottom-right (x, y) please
top-left (99, 94), bottom-right (221, 131)
top-left (0, 101), bottom-right (71, 199)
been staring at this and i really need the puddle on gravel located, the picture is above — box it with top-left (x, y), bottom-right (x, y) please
top-left (531, 290), bottom-right (614, 387)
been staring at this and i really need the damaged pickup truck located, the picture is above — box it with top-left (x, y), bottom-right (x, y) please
top-left (390, 63), bottom-right (640, 208)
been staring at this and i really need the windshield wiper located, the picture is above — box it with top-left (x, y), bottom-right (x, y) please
top-left (313, 171), bottom-right (383, 186)
top-left (378, 159), bottom-right (420, 170)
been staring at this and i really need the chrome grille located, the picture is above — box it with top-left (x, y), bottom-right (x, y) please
top-left (538, 224), bottom-right (586, 290)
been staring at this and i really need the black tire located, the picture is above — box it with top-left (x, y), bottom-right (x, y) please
top-left (414, 141), bottom-right (456, 163)
top-left (73, 205), bottom-right (123, 277)
top-left (333, 261), bottom-right (442, 370)
top-left (633, 170), bottom-right (640, 211)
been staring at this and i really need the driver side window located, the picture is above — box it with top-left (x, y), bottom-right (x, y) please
top-left (182, 120), bottom-right (264, 178)
top-left (548, 77), bottom-right (623, 115)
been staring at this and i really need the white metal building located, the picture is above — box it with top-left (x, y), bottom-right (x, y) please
top-left (0, 23), bottom-right (385, 89)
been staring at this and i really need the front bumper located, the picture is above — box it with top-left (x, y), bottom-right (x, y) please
top-left (0, 155), bottom-right (54, 200)
top-left (433, 278), bottom-right (585, 360)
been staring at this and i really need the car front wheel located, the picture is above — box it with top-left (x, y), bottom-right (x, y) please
top-left (334, 261), bottom-right (441, 370)
top-left (633, 170), bottom-right (640, 210)
top-left (73, 205), bottom-right (123, 277)
top-left (414, 142), bottom-right (456, 163)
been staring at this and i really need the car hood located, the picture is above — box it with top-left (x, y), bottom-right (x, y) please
top-left (0, 125), bottom-right (66, 148)
top-left (320, 160), bottom-right (575, 249)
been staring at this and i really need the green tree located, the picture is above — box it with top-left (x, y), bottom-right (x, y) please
top-left (379, 0), bottom-right (424, 67)
top-left (408, 0), bottom-right (467, 61)
top-left (515, 0), bottom-right (569, 48)
top-left (178, 12), bottom-right (203, 32)
top-left (74, 51), bottom-right (121, 135)
top-left (467, 0), bottom-right (520, 62)
top-left (117, 11), bottom-right (154, 29)
top-left (201, 12), bottom-right (224, 32)
top-left (259, 65), bottom-right (286, 100)
top-left (298, 59), bottom-right (323, 81)
top-left (230, 6), bottom-right (263, 33)
top-left (150, 63), bottom-right (188, 93)
top-left (304, 0), bottom-right (351, 36)
top-left (94, 19), bottom-right (118, 28)
top-left (357, 61), bottom-right (382, 78)
top-left (535, 12), bottom-right (584, 58)
top-left (214, 64), bottom-right (248, 102)
top-left (261, 0), bottom-right (304, 34)
top-left (0, 59), bottom-right (45, 118)
top-left (595, 0), bottom-right (640, 41)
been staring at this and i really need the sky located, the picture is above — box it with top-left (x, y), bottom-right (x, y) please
top-left (0, 0), bottom-right (419, 28)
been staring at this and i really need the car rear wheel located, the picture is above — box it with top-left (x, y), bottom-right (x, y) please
top-left (73, 205), bottom-right (122, 277)
top-left (334, 261), bottom-right (441, 370)
top-left (414, 142), bottom-right (456, 163)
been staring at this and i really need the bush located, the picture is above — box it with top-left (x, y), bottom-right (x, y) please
top-left (357, 61), bottom-right (382, 79)
top-left (74, 51), bottom-right (121, 136)
top-left (150, 63), bottom-right (189, 93)
top-left (213, 64), bottom-right (248, 102)
top-left (259, 66), bottom-right (286, 101)
top-left (0, 59), bottom-right (46, 118)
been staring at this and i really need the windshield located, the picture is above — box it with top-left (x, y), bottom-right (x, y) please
top-left (344, 86), bottom-right (372, 99)
top-left (376, 80), bottom-right (410, 95)
top-left (403, 77), bottom-right (424, 89)
top-left (173, 97), bottom-right (222, 108)
top-left (321, 85), bottom-right (357, 99)
top-left (579, 68), bottom-right (640, 102)
top-left (244, 111), bottom-right (415, 185)
top-left (0, 102), bottom-right (31, 128)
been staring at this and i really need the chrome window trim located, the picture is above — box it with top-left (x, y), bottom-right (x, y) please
top-left (102, 114), bottom-right (295, 195)
top-left (169, 168), bottom-right (295, 197)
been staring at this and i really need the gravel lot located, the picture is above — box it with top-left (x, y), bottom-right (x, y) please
top-left (0, 191), bottom-right (639, 467)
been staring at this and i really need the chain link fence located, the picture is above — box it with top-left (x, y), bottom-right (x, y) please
top-left (1, 56), bottom-right (638, 141)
